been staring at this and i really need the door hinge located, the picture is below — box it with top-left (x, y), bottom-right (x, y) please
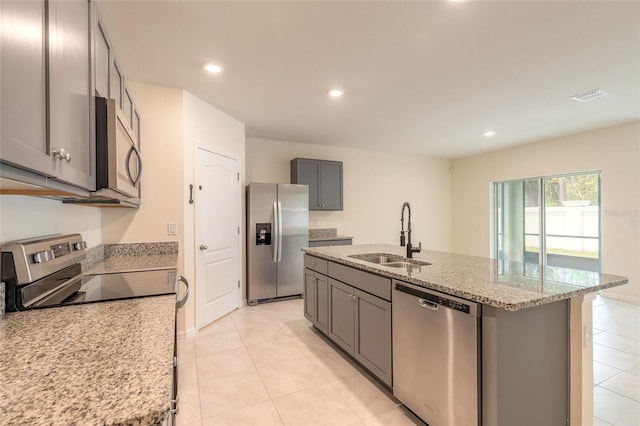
top-left (237, 280), bottom-right (240, 288)
top-left (237, 226), bottom-right (240, 234)
top-left (237, 173), bottom-right (240, 181)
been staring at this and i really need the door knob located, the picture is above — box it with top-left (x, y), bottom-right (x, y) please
top-left (199, 244), bottom-right (208, 250)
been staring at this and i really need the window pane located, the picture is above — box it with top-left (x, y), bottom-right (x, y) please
top-left (524, 179), bottom-right (540, 265)
top-left (544, 173), bottom-right (600, 271)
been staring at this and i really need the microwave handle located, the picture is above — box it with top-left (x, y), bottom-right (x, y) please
top-left (125, 144), bottom-right (143, 187)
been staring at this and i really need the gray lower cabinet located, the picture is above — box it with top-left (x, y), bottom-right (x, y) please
top-left (290, 158), bottom-right (343, 211)
top-left (327, 277), bottom-right (392, 387)
top-left (303, 267), bottom-right (328, 334)
top-left (328, 278), bottom-right (356, 353)
top-left (1, 0), bottom-right (95, 191)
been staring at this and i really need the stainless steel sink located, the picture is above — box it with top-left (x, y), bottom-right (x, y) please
top-left (349, 253), bottom-right (431, 269)
top-left (353, 255), bottom-right (397, 264)
top-left (383, 261), bottom-right (421, 269)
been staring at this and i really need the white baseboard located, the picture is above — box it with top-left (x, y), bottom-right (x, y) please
top-left (177, 327), bottom-right (197, 340)
top-left (599, 290), bottom-right (640, 305)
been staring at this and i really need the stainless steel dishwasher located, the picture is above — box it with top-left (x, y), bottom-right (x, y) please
top-left (393, 281), bottom-right (481, 426)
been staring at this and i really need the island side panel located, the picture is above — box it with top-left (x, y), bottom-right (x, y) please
top-left (569, 294), bottom-right (595, 426)
top-left (482, 300), bottom-right (568, 426)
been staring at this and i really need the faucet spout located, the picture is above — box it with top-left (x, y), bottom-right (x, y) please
top-left (400, 202), bottom-right (421, 258)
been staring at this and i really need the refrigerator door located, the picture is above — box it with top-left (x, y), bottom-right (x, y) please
top-left (277, 184), bottom-right (309, 297)
top-left (246, 183), bottom-right (278, 303)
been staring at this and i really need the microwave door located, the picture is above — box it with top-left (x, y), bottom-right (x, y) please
top-left (111, 109), bottom-right (140, 198)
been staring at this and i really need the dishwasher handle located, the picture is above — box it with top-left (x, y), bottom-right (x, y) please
top-left (394, 282), bottom-right (480, 317)
top-left (418, 298), bottom-right (439, 311)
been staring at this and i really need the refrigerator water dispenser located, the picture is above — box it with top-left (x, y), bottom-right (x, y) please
top-left (256, 223), bottom-right (271, 245)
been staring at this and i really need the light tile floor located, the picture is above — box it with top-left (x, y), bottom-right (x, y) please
top-left (177, 296), bottom-right (640, 426)
top-left (176, 298), bottom-right (423, 426)
top-left (592, 296), bottom-right (640, 426)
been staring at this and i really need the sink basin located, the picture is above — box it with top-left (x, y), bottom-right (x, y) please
top-left (349, 253), bottom-right (431, 269)
top-left (383, 261), bottom-right (421, 269)
top-left (353, 255), bottom-right (397, 264)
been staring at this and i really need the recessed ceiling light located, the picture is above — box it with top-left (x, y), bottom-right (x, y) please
top-left (328, 89), bottom-right (344, 98)
top-left (203, 63), bottom-right (223, 74)
top-left (571, 89), bottom-right (607, 103)
top-left (483, 130), bottom-right (495, 137)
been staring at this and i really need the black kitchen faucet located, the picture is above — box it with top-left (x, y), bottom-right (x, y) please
top-left (400, 202), bottom-right (422, 258)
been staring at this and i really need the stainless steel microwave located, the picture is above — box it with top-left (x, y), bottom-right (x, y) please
top-left (95, 96), bottom-right (142, 202)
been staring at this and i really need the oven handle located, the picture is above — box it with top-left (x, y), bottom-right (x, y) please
top-left (176, 275), bottom-right (189, 309)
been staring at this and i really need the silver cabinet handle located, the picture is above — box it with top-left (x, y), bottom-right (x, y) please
top-left (176, 275), bottom-right (189, 309)
top-left (418, 298), bottom-right (439, 311)
top-left (199, 244), bottom-right (208, 250)
top-left (52, 148), bottom-right (71, 162)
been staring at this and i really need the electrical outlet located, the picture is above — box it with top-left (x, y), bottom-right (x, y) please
top-left (168, 222), bottom-right (178, 236)
top-left (584, 322), bottom-right (593, 348)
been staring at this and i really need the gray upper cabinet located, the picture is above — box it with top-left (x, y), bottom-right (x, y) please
top-left (0, 0), bottom-right (52, 177)
top-left (0, 0), bottom-right (95, 191)
top-left (110, 57), bottom-right (123, 109)
top-left (94, 13), bottom-right (110, 98)
top-left (291, 158), bottom-right (343, 210)
top-left (48, 0), bottom-right (94, 190)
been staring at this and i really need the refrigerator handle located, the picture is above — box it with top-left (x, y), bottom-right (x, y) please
top-left (273, 201), bottom-right (279, 263)
top-left (277, 201), bottom-right (283, 262)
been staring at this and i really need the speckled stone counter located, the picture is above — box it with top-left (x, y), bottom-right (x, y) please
top-left (308, 228), bottom-right (353, 242)
top-left (0, 296), bottom-right (176, 425)
top-left (302, 244), bottom-right (628, 311)
top-left (84, 242), bottom-right (178, 274)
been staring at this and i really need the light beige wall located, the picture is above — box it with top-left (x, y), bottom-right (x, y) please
top-left (100, 83), bottom-right (185, 289)
top-left (182, 91), bottom-right (245, 334)
top-left (246, 137), bottom-right (453, 251)
top-left (451, 121), bottom-right (640, 302)
top-left (0, 195), bottom-right (101, 246)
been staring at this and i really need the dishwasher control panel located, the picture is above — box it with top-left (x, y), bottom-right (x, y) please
top-left (394, 283), bottom-right (471, 314)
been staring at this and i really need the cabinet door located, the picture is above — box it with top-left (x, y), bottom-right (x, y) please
top-left (110, 57), bottom-right (123, 108)
top-left (327, 278), bottom-right (355, 355)
top-left (303, 268), bottom-right (316, 324)
top-left (319, 160), bottom-right (343, 210)
top-left (315, 273), bottom-right (329, 334)
top-left (354, 288), bottom-right (392, 386)
top-left (0, 0), bottom-right (53, 176)
top-left (291, 158), bottom-right (321, 210)
top-left (123, 85), bottom-right (134, 127)
top-left (48, 0), bottom-right (95, 190)
top-left (94, 15), bottom-right (110, 98)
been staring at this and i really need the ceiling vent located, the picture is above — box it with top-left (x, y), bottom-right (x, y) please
top-left (570, 89), bottom-right (607, 103)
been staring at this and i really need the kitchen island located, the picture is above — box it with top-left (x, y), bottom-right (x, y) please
top-left (302, 244), bottom-right (628, 426)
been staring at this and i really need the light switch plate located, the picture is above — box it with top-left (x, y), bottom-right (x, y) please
top-left (168, 222), bottom-right (178, 236)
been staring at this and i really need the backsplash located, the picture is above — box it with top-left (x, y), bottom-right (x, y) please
top-left (83, 241), bottom-right (179, 271)
top-left (309, 228), bottom-right (338, 239)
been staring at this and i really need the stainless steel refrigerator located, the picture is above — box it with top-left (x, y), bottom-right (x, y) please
top-left (246, 183), bottom-right (309, 304)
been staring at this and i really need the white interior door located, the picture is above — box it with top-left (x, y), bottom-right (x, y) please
top-left (195, 148), bottom-right (240, 329)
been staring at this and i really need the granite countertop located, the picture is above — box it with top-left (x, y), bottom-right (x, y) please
top-left (302, 244), bottom-right (628, 311)
top-left (0, 296), bottom-right (176, 426)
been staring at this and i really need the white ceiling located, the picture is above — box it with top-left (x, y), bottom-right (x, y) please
top-left (97, 1), bottom-right (640, 159)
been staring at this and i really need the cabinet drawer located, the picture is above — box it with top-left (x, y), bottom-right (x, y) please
top-left (328, 262), bottom-right (391, 301)
top-left (304, 255), bottom-right (328, 275)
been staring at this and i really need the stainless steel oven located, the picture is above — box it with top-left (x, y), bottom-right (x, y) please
top-left (1, 233), bottom-right (188, 424)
